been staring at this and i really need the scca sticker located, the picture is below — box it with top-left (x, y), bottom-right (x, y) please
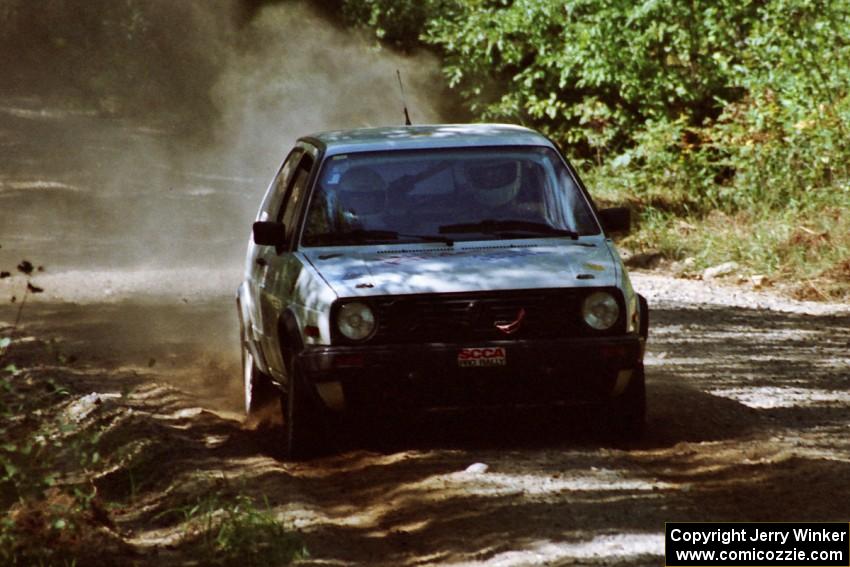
top-left (458, 347), bottom-right (507, 367)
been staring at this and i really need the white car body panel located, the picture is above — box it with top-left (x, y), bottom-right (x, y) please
top-left (303, 237), bottom-right (619, 298)
top-left (239, 123), bottom-right (642, 378)
top-left (290, 236), bottom-right (639, 347)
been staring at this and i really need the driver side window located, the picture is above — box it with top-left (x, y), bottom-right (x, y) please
top-left (259, 149), bottom-right (302, 222)
top-left (278, 154), bottom-right (315, 244)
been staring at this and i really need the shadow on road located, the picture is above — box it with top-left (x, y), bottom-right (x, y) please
top-left (2, 298), bottom-right (849, 565)
top-left (5, 300), bottom-right (848, 451)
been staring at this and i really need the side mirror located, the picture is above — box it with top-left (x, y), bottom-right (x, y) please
top-left (598, 207), bottom-right (631, 234)
top-left (252, 221), bottom-right (286, 246)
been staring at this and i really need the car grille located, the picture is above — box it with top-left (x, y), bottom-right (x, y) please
top-left (364, 289), bottom-right (594, 344)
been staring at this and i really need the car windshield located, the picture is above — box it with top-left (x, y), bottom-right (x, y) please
top-left (300, 146), bottom-right (600, 247)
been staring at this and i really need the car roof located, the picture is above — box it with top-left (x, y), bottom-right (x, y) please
top-left (301, 124), bottom-right (556, 157)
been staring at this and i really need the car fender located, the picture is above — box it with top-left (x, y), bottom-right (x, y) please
top-left (290, 252), bottom-right (338, 346)
top-left (603, 240), bottom-right (640, 335)
top-left (277, 308), bottom-right (303, 374)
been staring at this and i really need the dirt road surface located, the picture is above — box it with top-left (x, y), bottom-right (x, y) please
top-left (2, 267), bottom-right (849, 566)
top-left (2, 96), bottom-right (850, 565)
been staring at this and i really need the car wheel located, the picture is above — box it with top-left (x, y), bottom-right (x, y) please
top-left (281, 358), bottom-right (326, 460)
top-left (604, 365), bottom-right (646, 442)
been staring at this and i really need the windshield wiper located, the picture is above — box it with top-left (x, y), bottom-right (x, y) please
top-left (310, 229), bottom-right (454, 246)
top-left (438, 219), bottom-right (579, 240)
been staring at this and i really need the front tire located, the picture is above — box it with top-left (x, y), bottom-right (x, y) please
top-left (281, 358), bottom-right (326, 460)
top-left (604, 366), bottom-right (646, 442)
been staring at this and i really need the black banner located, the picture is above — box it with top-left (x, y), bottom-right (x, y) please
top-left (666, 522), bottom-right (849, 567)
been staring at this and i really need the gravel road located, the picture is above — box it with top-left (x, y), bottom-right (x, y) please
top-left (3, 268), bottom-right (849, 565)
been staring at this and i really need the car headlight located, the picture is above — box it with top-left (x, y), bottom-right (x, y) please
top-left (582, 291), bottom-right (620, 331)
top-left (336, 302), bottom-right (376, 341)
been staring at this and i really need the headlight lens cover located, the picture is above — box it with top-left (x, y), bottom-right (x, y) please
top-left (582, 291), bottom-right (620, 331)
top-left (336, 302), bottom-right (376, 341)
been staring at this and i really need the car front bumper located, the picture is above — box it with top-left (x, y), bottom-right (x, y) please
top-left (297, 335), bottom-right (644, 410)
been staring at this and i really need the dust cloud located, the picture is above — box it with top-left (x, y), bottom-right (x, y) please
top-left (0, 1), bottom-right (447, 410)
top-left (212, 2), bottom-right (445, 181)
top-left (0, 0), bottom-right (446, 275)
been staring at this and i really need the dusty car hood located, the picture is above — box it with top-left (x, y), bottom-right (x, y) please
top-left (304, 239), bottom-right (619, 298)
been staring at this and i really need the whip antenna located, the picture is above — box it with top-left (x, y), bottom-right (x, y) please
top-left (396, 70), bottom-right (412, 126)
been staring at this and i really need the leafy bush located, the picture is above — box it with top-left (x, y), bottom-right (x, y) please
top-left (339, 0), bottom-right (757, 153)
top-left (336, 0), bottom-right (850, 295)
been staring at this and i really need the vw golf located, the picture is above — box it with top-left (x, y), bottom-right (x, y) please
top-left (237, 124), bottom-right (649, 459)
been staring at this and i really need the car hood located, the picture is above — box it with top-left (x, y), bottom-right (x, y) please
top-left (304, 240), bottom-right (619, 298)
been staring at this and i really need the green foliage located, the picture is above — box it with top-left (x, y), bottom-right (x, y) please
top-left (169, 493), bottom-right (307, 566)
top-left (0, 349), bottom-right (306, 565)
top-left (0, 365), bottom-right (102, 566)
top-left (0, 373), bottom-right (87, 508)
top-left (716, 0), bottom-right (850, 212)
top-left (341, 0), bottom-right (759, 154)
top-left (339, 0), bottom-right (459, 50)
top-left (338, 0), bottom-right (850, 294)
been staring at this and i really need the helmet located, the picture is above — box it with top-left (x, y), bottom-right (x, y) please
top-left (337, 166), bottom-right (387, 221)
top-left (457, 159), bottom-right (522, 207)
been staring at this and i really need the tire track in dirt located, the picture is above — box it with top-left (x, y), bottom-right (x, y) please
top-left (2, 275), bottom-right (849, 565)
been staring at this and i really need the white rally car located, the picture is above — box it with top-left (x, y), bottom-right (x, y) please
top-left (237, 124), bottom-right (649, 459)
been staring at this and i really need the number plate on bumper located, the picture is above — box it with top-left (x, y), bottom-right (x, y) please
top-left (457, 347), bottom-right (507, 368)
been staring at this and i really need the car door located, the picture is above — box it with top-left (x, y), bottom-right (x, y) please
top-left (257, 148), bottom-right (318, 379)
top-left (248, 149), bottom-right (303, 356)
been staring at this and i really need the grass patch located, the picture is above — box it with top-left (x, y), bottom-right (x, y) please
top-left (160, 492), bottom-right (307, 566)
top-left (0, 346), bottom-right (121, 566)
top-left (587, 142), bottom-right (850, 301)
top-left (0, 336), bottom-right (306, 566)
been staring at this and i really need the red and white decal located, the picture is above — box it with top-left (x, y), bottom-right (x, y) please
top-left (457, 347), bottom-right (507, 367)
